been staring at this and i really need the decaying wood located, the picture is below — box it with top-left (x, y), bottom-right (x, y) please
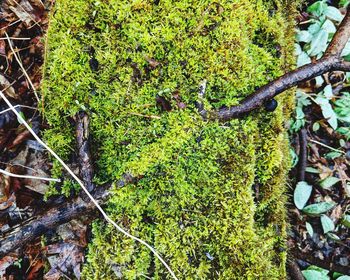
top-left (297, 128), bottom-right (308, 182)
top-left (206, 8), bottom-right (350, 121)
top-left (287, 260), bottom-right (304, 280)
top-left (75, 112), bottom-right (95, 193)
top-left (0, 185), bottom-right (110, 259)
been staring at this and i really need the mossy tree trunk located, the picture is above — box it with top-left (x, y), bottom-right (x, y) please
top-left (42, 0), bottom-right (299, 279)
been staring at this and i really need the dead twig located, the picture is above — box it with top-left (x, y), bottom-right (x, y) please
top-left (297, 128), bottom-right (308, 182)
top-left (207, 8), bottom-right (350, 121)
top-left (75, 112), bottom-right (95, 193)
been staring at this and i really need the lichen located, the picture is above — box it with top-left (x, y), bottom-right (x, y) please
top-left (41, 0), bottom-right (299, 278)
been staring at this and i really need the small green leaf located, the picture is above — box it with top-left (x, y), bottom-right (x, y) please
top-left (303, 202), bottom-right (336, 216)
top-left (302, 270), bottom-right (329, 280)
top-left (339, 139), bottom-right (346, 147)
top-left (325, 6), bottom-right (343, 22)
top-left (326, 232), bottom-right (341, 241)
top-left (325, 152), bottom-right (342, 160)
top-left (323, 85), bottom-right (333, 99)
top-left (341, 214), bottom-right (350, 228)
top-left (321, 19), bottom-right (336, 34)
top-left (307, 1), bottom-right (328, 17)
top-left (308, 22), bottom-right (322, 35)
top-left (315, 76), bottom-right (324, 87)
top-left (312, 122), bottom-right (320, 131)
top-left (17, 111), bottom-right (26, 124)
top-left (319, 176), bottom-right (340, 189)
top-left (340, 0), bottom-right (350, 7)
top-left (307, 265), bottom-right (329, 275)
top-left (315, 96), bottom-right (338, 129)
top-left (297, 52), bottom-right (311, 67)
top-left (321, 214), bottom-right (335, 233)
top-left (308, 29), bottom-right (329, 56)
top-left (294, 181), bottom-right (313, 210)
top-left (306, 222), bottom-right (314, 237)
top-left (297, 30), bottom-right (313, 43)
top-left (306, 167), bottom-right (320, 174)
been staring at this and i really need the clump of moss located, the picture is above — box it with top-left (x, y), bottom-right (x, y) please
top-left (42, 0), bottom-right (299, 278)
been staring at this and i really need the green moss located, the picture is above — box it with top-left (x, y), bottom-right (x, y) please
top-left (42, 0), bottom-right (299, 278)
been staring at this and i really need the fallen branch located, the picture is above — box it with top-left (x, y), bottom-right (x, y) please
top-left (75, 112), bottom-right (95, 193)
top-left (0, 185), bottom-right (108, 258)
top-left (0, 95), bottom-right (178, 280)
top-left (207, 8), bottom-right (350, 121)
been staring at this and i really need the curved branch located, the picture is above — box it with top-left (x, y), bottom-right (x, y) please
top-left (324, 8), bottom-right (350, 58)
top-left (211, 56), bottom-right (341, 120)
top-left (210, 8), bottom-right (350, 121)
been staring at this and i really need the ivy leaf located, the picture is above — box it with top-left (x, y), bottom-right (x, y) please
top-left (307, 1), bottom-right (328, 17)
top-left (297, 30), bottom-right (313, 43)
top-left (303, 202), bottom-right (336, 216)
top-left (297, 52), bottom-right (311, 67)
top-left (325, 6), bottom-right (344, 22)
top-left (321, 214), bottom-right (335, 233)
top-left (323, 85), bottom-right (333, 99)
top-left (308, 21), bottom-right (322, 35)
top-left (306, 222), bottom-right (314, 237)
top-left (308, 29), bottom-right (329, 56)
top-left (294, 181), bottom-right (313, 210)
top-left (315, 96), bottom-right (338, 129)
top-left (321, 19), bottom-right (336, 34)
top-left (319, 176), bottom-right (340, 189)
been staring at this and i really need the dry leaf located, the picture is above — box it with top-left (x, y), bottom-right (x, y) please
top-left (0, 74), bottom-right (17, 99)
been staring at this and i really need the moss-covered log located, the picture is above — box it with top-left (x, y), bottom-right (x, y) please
top-left (42, 0), bottom-right (299, 278)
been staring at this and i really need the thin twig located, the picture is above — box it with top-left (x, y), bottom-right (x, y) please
top-left (0, 168), bottom-right (61, 182)
top-left (0, 90), bottom-right (178, 280)
top-left (128, 112), bottom-right (161, 119)
top-left (0, 37), bottom-right (31, 40)
top-left (0, 105), bottom-right (37, 115)
top-left (309, 139), bottom-right (345, 154)
top-left (4, 32), bottom-right (40, 102)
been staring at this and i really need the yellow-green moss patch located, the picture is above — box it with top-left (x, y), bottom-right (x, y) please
top-left (42, 0), bottom-right (298, 278)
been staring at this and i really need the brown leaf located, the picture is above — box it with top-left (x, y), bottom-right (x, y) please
top-left (9, 0), bottom-right (36, 26)
top-left (156, 95), bottom-right (172, 111)
top-left (45, 243), bottom-right (84, 280)
top-left (0, 256), bottom-right (18, 277)
top-left (330, 204), bottom-right (343, 224)
top-left (0, 74), bottom-right (17, 99)
top-left (145, 56), bottom-right (160, 68)
top-left (315, 162), bottom-right (333, 180)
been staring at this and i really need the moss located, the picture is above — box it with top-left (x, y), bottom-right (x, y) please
top-left (42, 0), bottom-right (299, 278)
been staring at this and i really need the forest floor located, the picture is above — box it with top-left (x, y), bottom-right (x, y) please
top-left (0, 0), bottom-right (349, 279)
